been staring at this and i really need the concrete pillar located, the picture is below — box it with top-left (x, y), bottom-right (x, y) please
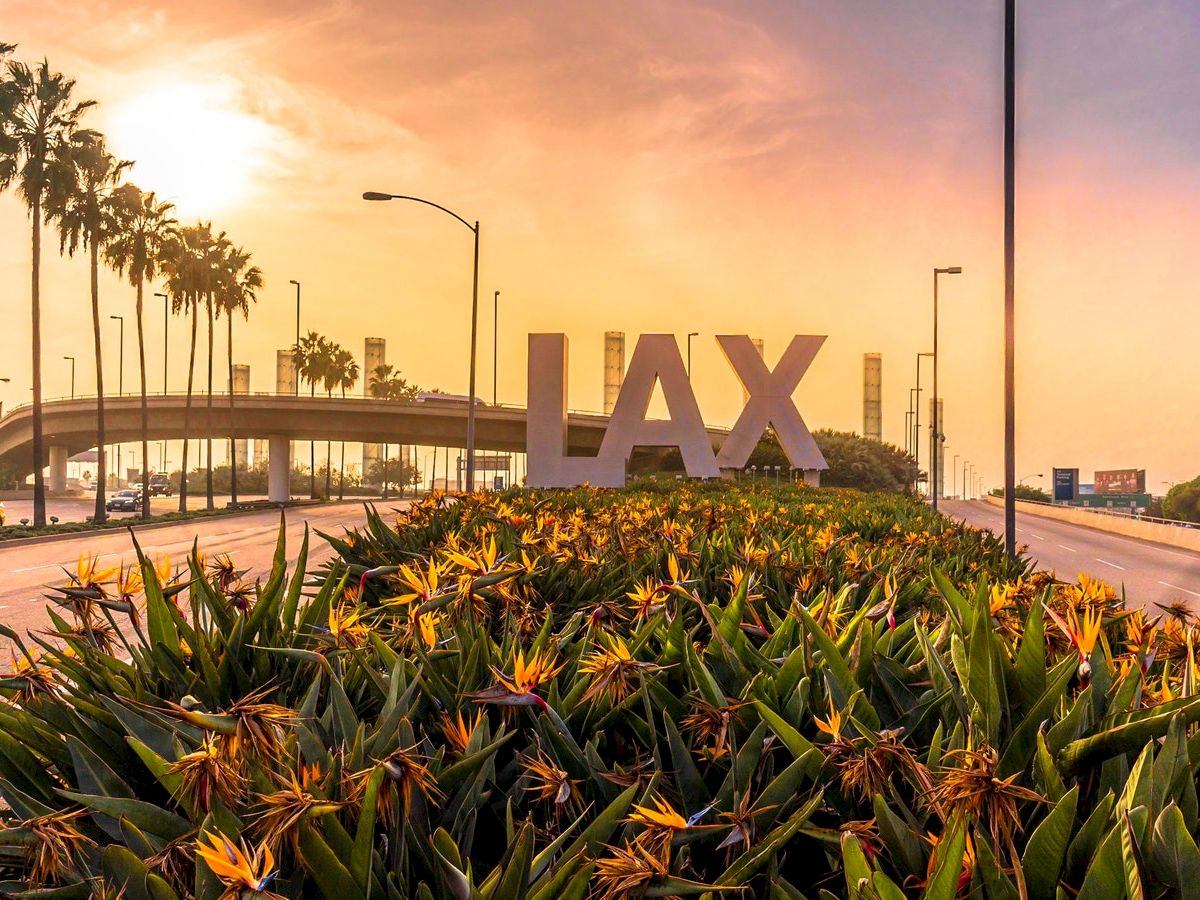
top-left (275, 351), bottom-right (296, 472)
top-left (363, 337), bottom-right (386, 477)
top-left (49, 445), bottom-right (68, 494)
top-left (603, 331), bottom-right (625, 415)
top-left (803, 469), bottom-right (821, 488)
top-left (863, 353), bottom-right (882, 441)
top-left (232, 364), bottom-right (250, 469)
top-left (267, 435), bottom-right (290, 502)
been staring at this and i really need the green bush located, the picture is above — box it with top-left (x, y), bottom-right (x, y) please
top-left (0, 484), bottom-right (1195, 898)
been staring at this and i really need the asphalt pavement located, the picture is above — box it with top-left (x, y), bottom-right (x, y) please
top-left (0, 499), bottom-right (393, 643)
top-left (940, 499), bottom-right (1200, 609)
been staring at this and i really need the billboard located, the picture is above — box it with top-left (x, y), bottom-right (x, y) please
top-left (1052, 468), bottom-right (1079, 502)
top-left (1095, 468), bottom-right (1146, 495)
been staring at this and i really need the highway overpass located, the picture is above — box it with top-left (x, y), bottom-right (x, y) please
top-left (0, 393), bottom-right (731, 500)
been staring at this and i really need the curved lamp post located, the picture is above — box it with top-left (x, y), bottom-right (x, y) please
top-left (363, 191), bottom-right (480, 492)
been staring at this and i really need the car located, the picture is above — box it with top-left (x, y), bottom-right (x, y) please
top-left (148, 474), bottom-right (172, 497)
top-left (105, 490), bottom-right (142, 513)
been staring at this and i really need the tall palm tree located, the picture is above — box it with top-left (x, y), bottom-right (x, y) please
top-left (44, 132), bottom-right (128, 522)
top-left (104, 184), bottom-right (176, 518)
top-left (332, 347), bottom-right (359, 500)
top-left (294, 331), bottom-right (329, 499)
top-left (0, 58), bottom-right (95, 526)
top-left (161, 223), bottom-right (208, 513)
top-left (201, 229), bottom-right (230, 510)
top-left (216, 244), bottom-right (262, 505)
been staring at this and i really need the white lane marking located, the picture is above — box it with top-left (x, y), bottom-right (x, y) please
top-left (1158, 581), bottom-right (1200, 598)
top-left (1058, 545), bottom-right (1077, 553)
top-left (12, 564), bottom-right (56, 573)
top-left (1096, 558), bottom-right (1125, 570)
top-left (1028, 532), bottom-right (1046, 540)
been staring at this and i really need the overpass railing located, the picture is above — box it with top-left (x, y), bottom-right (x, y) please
top-left (998, 496), bottom-right (1200, 530)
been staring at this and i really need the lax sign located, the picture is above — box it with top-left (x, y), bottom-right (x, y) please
top-left (526, 333), bottom-right (827, 488)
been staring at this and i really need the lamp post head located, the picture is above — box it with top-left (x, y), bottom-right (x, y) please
top-left (936, 266), bottom-right (963, 275)
top-left (109, 315), bottom-right (122, 322)
top-left (362, 191), bottom-right (393, 201)
top-left (289, 279), bottom-right (300, 286)
top-left (688, 331), bottom-right (699, 338)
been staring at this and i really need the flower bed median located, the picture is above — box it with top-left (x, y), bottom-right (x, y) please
top-left (0, 482), bottom-right (1195, 897)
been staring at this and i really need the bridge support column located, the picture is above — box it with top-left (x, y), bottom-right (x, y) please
top-left (49, 446), bottom-right (68, 494)
top-left (268, 435), bottom-right (290, 503)
top-left (803, 469), bottom-right (821, 488)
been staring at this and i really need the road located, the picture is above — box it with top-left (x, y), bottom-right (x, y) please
top-left (0, 493), bottom-right (377, 526)
top-left (0, 500), bottom-right (389, 644)
top-left (941, 499), bottom-right (1200, 609)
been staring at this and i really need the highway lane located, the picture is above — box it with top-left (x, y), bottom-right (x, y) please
top-left (0, 500), bottom-right (397, 642)
top-left (940, 499), bottom-right (1200, 609)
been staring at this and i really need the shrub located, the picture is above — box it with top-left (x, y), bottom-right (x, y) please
top-left (0, 484), bottom-right (1195, 898)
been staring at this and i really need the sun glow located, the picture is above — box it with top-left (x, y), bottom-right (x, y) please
top-left (105, 81), bottom-right (280, 217)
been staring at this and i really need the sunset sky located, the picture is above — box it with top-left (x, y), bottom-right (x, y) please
top-left (2, 1), bottom-right (1198, 488)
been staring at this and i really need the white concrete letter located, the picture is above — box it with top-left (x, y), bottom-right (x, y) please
top-left (715, 334), bottom-right (827, 471)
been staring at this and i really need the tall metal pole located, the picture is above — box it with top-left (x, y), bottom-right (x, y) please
top-left (63, 356), bottom-right (74, 398)
top-left (466, 223), bottom-right (480, 492)
top-left (1004, 0), bottom-right (1017, 556)
top-left (493, 290), bottom-right (499, 407)
top-left (953, 453), bottom-right (960, 498)
top-left (931, 268), bottom-right (961, 511)
top-left (687, 332), bottom-right (699, 380)
top-left (290, 280), bottom-right (301, 395)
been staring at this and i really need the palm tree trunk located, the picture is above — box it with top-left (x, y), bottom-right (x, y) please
top-left (227, 313), bottom-right (238, 505)
top-left (179, 295), bottom-right (198, 513)
top-left (30, 193), bottom-right (47, 528)
top-left (90, 240), bottom-right (107, 524)
top-left (205, 296), bottom-right (214, 510)
top-left (136, 275), bottom-right (149, 519)
top-left (309, 383), bottom-right (317, 498)
top-left (325, 391), bottom-right (332, 500)
top-left (339, 387), bottom-right (346, 500)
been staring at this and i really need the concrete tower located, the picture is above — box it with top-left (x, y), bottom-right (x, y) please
top-left (363, 338), bottom-right (387, 477)
top-left (742, 338), bottom-right (764, 407)
top-left (603, 332), bottom-right (624, 415)
top-left (863, 353), bottom-right (882, 441)
top-left (275, 350), bottom-right (296, 472)
top-left (232, 364), bottom-right (250, 469)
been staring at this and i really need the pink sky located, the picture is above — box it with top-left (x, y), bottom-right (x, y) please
top-left (3, 1), bottom-right (1199, 488)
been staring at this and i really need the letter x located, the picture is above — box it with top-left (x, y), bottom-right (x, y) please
top-left (714, 335), bottom-right (828, 470)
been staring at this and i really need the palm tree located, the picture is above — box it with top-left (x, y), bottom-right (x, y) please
top-left (104, 184), bottom-right (176, 518)
top-left (216, 244), bottom-right (262, 505)
top-left (332, 348), bottom-right (359, 500)
top-left (201, 229), bottom-right (230, 510)
top-left (44, 133), bottom-right (128, 522)
top-left (161, 223), bottom-right (209, 513)
top-left (294, 331), bottom-right (330, 498)
top-left (0, 58), bottom-right (95, 526)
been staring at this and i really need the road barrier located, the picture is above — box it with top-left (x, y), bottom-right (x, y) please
top-left (982, 495), bottom-right (1200, 554)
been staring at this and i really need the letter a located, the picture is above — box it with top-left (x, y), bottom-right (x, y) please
top-left (715, 335), bottom-right (827, 471)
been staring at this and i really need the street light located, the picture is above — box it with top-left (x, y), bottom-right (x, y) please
top-left (931, 266), bottom-right (962, 512)
top-left (493, 290), bottom-right (500, 407)
top-left (914, 353), bottom-right (932, 492)
top-left (0, 377), bottom-right (10, 418)
top-left (110, 315), bottom-right (124, 485)
top-left (1019, 473), bottom-right (1043, 486)
top-left (907, 387), bottom-right (921, 455)
top-left (686, 332), bottom-right (699, 380)
top-left (1004, 0), bottom-right (1017, 556)
top-left (952, 453), bottom-right (960, 498)
top-left (965, 461), bottom-right (973, 500)
top-left (63, 356), bottom-right (75, 399)
top-left (363, 190), bottom-right (481, 491)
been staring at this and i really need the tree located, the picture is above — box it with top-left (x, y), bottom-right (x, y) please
top-left (1163, 477), bottom-right (1200, 523)
top-left (160, 223), bottom-right (209, 512)
top-left (294, 331), bottom-right (331, 498)
top-left (330, 347), bottom-right (359, 500)
top-left (0, 56), bottom-right (96, 526)
top-left (991, 484), bottom-right (1051, 503)
top-left (216, 243), bottom-right (261, 505)
top-left (45, 132), bottom-right (128, 521)
top-left (105, 183), bottom-right (176, 518)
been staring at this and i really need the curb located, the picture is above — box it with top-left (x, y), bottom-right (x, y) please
top-left (0, 499), bottom-right (372, 549)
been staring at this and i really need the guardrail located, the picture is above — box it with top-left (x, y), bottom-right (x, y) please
top-left (993, 496), bottom-right (1197, 530)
